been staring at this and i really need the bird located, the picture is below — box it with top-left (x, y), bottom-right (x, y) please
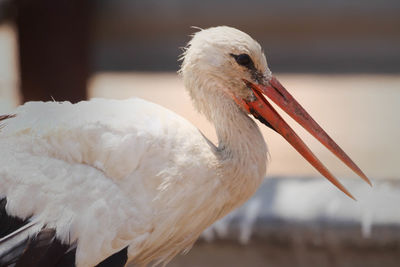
top-left (0, 26), bottom-right (371, 267)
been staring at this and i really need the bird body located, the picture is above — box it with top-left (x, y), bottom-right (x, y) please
top-left (0, 26), bottom-right (369, 266)
top-left (0, 97), bottom-right (266, 266)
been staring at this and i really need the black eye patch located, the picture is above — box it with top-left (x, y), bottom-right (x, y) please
top-left (230, 53), bottom-right (255, 69)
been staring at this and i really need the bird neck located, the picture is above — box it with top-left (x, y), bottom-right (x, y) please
top-left (206, 91), bottom-right (268, 200)
top-left (184, 72), bottom-right (268, 186)
top-left (214, 100), bottom-right (260, 152)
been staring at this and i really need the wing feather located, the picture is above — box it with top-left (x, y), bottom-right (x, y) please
top-left (0, 98), bottom-right (212, 266)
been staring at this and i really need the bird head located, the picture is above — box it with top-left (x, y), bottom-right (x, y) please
top-left (180, 26), bottom-right (371, 199)
top-left (180, 26), bottom-right (270, 108)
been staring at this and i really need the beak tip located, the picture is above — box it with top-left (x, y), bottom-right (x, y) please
top-left (358, 172), bottom-right (372, 187)
top-left (365, 178), bottom-right (373, 187)
top-left (338, 184), bottom-right (357, 201)
top-left (341, 187), bottom-right (357, 201)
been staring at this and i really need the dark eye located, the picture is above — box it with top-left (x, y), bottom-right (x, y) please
top-left (230, 53), bottom-right (253, 68)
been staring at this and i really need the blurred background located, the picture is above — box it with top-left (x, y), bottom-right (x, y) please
top-left (0, 0), bottom-right (399, 266)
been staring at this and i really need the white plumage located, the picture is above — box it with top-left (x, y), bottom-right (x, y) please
top-left (1, 97), bottom-right (264, 265)
top-left (0, 26), bottom-right (369, 267)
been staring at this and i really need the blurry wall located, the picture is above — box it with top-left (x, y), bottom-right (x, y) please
top-left (93, 0), bottom-right (400, 73)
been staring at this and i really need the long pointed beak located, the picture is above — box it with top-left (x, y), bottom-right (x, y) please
top-left (243, 76), bottom-right (371, 200)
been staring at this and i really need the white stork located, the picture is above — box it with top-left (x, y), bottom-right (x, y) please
top-left (0, 26), bottom-right (370, 267)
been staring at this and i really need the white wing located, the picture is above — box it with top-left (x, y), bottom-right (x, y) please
top-left (0, 98), bottom-right (216, 266)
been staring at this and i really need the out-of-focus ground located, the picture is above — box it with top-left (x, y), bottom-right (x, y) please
top-left (167, 176), bottom-right (400, 266)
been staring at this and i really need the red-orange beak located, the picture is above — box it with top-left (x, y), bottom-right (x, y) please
top-left (242, 76), bottom-right (371, 200)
